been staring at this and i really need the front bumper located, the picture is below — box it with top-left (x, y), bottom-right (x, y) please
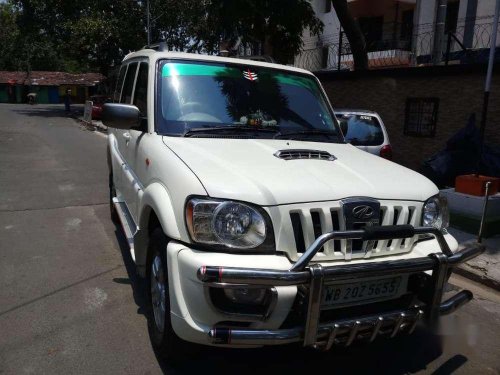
top-left (196, 225), bottom-right (484, 350)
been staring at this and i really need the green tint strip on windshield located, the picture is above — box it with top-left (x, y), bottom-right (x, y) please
top-left (272, 73), bottom-right (319, 93)
top-left (162, 63), bottom-right (319, 92)
top-left (162, 63), bottom-right (240, 78)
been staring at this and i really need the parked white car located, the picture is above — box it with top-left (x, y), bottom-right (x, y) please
top-left (335, 109), bottom-right (392, 159)
top-left (103, 44), bottom-right (482, 360)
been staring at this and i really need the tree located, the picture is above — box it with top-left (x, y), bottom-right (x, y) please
top-left (0, 2), bottom-right (62, 71)
top-left (151, 0), bottom-right (323, 64)
top-left (331, 0), bottom-right (368, 70)
top-left (63, 1), bottom-right (146, 75)
top-left (1, 0), bottom-right (324, 72)
top-left (0, 3), bottom-right (18, 70)
top-left (7, 0), bottom-right (146, 74)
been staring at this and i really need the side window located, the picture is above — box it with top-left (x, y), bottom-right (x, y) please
top-left (120, 62), bottom-right (138, 104)
top-left (404, 97), bottom-right (439, 138)
top-left (133, 62), bottom-right (148, 115)
top-left (114, 65), bottom-right (127, 103)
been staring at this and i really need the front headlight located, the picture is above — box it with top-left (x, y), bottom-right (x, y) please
top-left (422, 195), bottom-right (449, 230)
top-left (185, 198), bottom-right (273, 251)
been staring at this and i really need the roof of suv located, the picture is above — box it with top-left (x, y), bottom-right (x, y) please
top-left (334, 109), bottom-right (379, 115)
top-left (123, 49), bottom-right (314, 76)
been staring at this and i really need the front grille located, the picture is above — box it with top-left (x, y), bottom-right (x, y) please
top-left (269, 200), bottom-right (422, 262)
top-left (274, 149), bottom-right (336, 161)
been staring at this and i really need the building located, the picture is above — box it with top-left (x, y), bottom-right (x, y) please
top-left (296, 0), bottom-right (500, 71)
top-left (0, 71), bottom-right (106, 104)
top-left (317, 63), bottom-right (500, 170)
top-left (297, 1), bottom-right (500, 173)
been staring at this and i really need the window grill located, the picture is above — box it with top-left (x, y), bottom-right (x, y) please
top-left (404, 97), bottom-right (439, 137)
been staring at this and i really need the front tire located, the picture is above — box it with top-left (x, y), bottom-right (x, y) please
top-left (147, 228), bottom-right (186, 360)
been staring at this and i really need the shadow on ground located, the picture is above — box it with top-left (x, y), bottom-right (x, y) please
top-left (112, 219), bottom-right (148, 317)
top-left (13, 105), bottom-right (84, 119)
top-left (111, 221), bottom-right (466, 375)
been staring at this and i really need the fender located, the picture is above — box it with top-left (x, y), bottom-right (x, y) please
top-left (134, 182), bottom-right (182, 276)
top-left (108, 132), bottom-right (123, 168)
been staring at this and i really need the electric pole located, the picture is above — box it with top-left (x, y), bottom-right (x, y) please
top-left (478, 0), bottom-right (500, 149)
top-left (432, 0), bottom-right (448, 65)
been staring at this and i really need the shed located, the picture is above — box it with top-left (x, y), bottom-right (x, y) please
top-left (0, 71), bottom-right (106, 104)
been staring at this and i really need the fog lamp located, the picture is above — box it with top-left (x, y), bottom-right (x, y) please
top-left (223, 288), bottom-right (267, 305)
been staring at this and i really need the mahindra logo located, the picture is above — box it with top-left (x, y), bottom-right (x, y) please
top-left (352, 205), bottom-right (374, 219)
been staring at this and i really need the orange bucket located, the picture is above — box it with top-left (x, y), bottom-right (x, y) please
top-left (455, 174), bottom-right (499, 196)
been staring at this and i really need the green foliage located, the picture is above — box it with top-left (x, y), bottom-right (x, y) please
top-left (2, 0), bottom-right (145, 74)
top-left (0, 0), bottom-right (323, 73)
top-left (0, 3), bottom-right (20, 70)
top-left (151, 0), bottom-right (323, 63)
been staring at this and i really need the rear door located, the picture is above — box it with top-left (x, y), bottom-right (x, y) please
top-left (122, 60), bottom-right (149, 222)
top-left (109, 64), bottom-right (128, 200)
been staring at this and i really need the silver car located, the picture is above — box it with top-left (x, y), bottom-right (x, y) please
top-left (335, 109), bottom-right (392, 160)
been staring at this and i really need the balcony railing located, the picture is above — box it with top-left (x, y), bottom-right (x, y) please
top-left (295, 17), bottom-right (500, 72)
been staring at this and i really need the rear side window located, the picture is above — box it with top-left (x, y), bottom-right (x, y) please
top-left (336, 114), bottom-right (384, 146)
top-left (133, 62), bottom-right (148, 115)
top-left (114, 66), bottom-right (127, 102)
top-left (120, 62), bottom-right (138, 104)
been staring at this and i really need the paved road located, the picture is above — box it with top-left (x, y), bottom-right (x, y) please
top-left (0, 104), bottom-right (499, 375)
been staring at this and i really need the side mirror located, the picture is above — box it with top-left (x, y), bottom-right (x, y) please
top-left (102, 103), bottom-right (140, 129)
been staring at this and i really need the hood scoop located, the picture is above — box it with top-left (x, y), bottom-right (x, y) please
top-left (274, 149), bottom-right (336, 161)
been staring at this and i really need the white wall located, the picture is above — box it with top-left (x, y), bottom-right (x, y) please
top-left (296, 0), bottom-right (500, 69)
top-left (302, 0), bottom-right (342, 50)
top-left (476, 0), bottom-right (499, 18)
top-left (305, 0), bottom-right (498, 48)
top-left (414, 0), bottom-right (436, 27)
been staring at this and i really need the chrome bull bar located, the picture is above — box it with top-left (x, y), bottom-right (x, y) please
top-left (197, 225), bottom-right (484, 349)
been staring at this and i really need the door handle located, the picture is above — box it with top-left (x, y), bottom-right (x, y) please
top-left (123, 132), bottom-right (131, 141)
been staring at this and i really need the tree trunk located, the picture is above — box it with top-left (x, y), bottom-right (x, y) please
top-left (331, 0), bottom-right (368, 70)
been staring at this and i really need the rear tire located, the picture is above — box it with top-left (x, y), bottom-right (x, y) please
top-left (147, 228), bottom-right (187, 361)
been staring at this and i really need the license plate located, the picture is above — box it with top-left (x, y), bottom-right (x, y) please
top-left (322, 276), bottom-right (403, 308)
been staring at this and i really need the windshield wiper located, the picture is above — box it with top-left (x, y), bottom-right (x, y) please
top-left (183, 126), bottom-right (278, 137)
top-left (273, 129), bottom-right (343, 142)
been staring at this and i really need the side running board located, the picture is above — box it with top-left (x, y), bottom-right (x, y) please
top-left (113, 197), bottom-right (137, 261)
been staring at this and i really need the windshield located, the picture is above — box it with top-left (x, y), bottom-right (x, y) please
top-left (336, 113), bottom-right (384, 146)
top-left (156, 60), bottom-right (343, 142)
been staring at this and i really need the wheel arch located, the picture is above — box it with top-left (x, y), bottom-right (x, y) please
top-left (134, 183), bottom-right (182, 277)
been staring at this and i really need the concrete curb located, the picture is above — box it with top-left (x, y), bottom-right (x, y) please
top-left (448, 229), bottom-right (500, 292)
top-left (77, 118), bottom-right (108, 133)
top-left (454, 263), bottom-right (500, 292)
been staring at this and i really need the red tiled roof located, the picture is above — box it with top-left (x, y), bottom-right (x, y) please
top-left (0, 71), bottom-right (106, 86)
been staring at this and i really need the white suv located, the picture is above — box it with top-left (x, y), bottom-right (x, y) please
top-left (103, 45), bottom-right (482, 359)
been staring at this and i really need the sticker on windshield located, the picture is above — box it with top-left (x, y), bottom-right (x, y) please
top-left (243, 69), bottom-right (258, 81)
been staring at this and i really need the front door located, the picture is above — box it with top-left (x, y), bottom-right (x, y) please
top-left (114, 61), bottom-right (139, 221)
top-left (115, 60), bottom-right (149, 223)
top-left (123, 61), bottom-right (149, 220)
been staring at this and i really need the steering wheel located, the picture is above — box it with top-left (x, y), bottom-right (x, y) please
top-left (177, 101), bottom-right (222, 123)
top-left (177, 113), bottom-right (222, 122)
top-left (180, 102), bottom-right (208, 113)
